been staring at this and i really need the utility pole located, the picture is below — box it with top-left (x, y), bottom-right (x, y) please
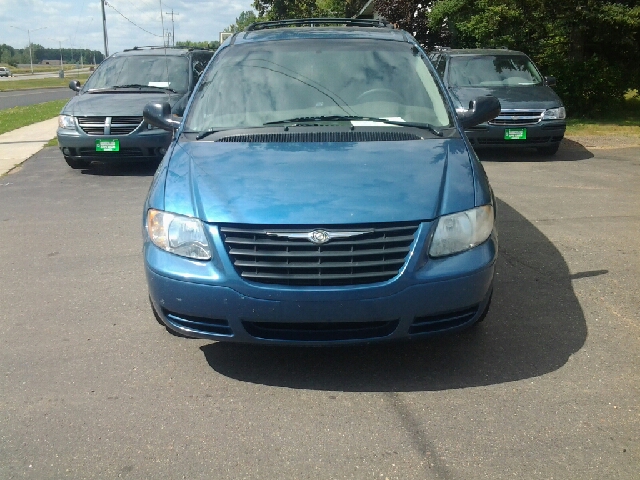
top-left (165, 9), bottom-right (179, 46)
top-left (10, 25), bottom-right (46, 74)
top-left (101, 0), bottom-right (109, 57)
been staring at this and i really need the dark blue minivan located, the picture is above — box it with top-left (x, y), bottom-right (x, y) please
top-left (141, 18), bottom-right (501, 345)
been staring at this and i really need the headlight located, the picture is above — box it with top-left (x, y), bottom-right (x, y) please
top-left (429, 205), bottom-right (494, 258)
top-left (58, 115), bottom-right (76, 129)
top-left (543, 107), bottom-right (566, 120)
top-left (146, 209), bottom-right (211, 260)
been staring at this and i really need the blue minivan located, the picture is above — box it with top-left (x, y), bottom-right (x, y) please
top-left (141, 18), bottom-right (500, 345)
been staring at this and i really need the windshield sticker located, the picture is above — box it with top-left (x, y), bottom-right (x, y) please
top-left (149, 82), bottom-right (170, 87)
top-left (351, 117), bottom-right (404, 127)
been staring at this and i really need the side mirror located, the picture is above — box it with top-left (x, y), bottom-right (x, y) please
top-left (457, 96), bottom-right (501, 129)
top-left (69, 80), bottom-right (81, 92)
top-left (544, 76), bottom-right (557, 87)
top-left (143, 102), bottom-right (181, 131)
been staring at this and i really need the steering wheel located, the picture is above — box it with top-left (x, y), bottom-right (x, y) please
top-left (356, 88), bottom-right (403, 103)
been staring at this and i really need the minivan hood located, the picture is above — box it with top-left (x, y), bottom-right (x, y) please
top-left (450, 86), bottom-right (562, 110)
top-left (62, 91), bottom-right (184, 117)
top-left (159, 138), bottom-right (477, 225)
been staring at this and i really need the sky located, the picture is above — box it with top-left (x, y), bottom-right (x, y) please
top-left (0, 0), bottom-right (255, 56)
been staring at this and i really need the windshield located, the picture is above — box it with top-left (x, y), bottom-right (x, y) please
top-left (184, 39), bottom-right (452, 131)
top-left (83, 54), bottom-right (189, 93)
top-left (448, 55), bottom-right (543, 87)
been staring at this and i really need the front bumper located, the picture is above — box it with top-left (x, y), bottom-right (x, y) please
top-left (465, 120), bottom-right (566, 149)
top-left (144, 223), bottom-right (498, 345)
top-left (57, 127), bottom-right (172, 162)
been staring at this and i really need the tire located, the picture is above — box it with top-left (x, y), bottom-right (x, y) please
top-left (64, 157), bottom-right (91, 169)
top-left (148, 297), bottom-right (191, 338)
top-left (475, 290), bottom-right (493, 324)
top-left (537, 143), bottom-right (560, 156)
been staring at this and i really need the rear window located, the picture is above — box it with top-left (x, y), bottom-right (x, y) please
top-left (185, 38), bottom-right (452, 131)
top-left (448, 55), bottom-right (543, 87)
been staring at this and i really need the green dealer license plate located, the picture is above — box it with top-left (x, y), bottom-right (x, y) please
top-left (504, 128), bottom-right (526, 140)
top-left (96, 139), bottom-right (120, 152)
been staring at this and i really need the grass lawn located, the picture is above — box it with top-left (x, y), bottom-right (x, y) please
top-left (0, 74), bottom-right (90, 92)
top-left (566, 92), bottom-right (640, 137)
top-left (0, 99), bottom-right (67, 136)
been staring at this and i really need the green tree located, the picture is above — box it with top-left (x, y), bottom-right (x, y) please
top-left (175, 40), bottom-right (220, 50)
top-left (252, 0), bottom-right (368, 20)
top-left (224, 11), bottom-right (260, 32)
top-left (374, 1), bottom-right (443, 46)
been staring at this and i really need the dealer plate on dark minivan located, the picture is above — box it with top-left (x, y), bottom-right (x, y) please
top-left (504, 128), bottom-right (526, 140)
top-left (96, 139), bottom-right (120, 152)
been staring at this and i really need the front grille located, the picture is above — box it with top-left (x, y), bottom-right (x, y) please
top-left (76, 116), bottom-right (143, 135)
top-left (110, 116), bottom-right (143, 134)
top-left (243, 320), bottom-right (399, 342)
top-left (216, 131), bottom-right (422, 143)
top-left (77, 117), bottom-right (106, 135)
top-left (408, 305), bottom-right (479, 334)
top-left (488, 110), bottom-right (544, 126)
top-left (220, 223), bottom-right (420, 286)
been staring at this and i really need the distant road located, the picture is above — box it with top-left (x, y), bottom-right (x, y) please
top-left (0, 67), bottom-right (92, 82)
top-left (0, 88), bottom-right (75, 110)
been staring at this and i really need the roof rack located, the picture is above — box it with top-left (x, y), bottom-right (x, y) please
top-left (245, 18), bottom-right (391, 32)
top-left (122, 45), bottom-right (213, 53)
top-left (122, 45), bottom-right (184, 52)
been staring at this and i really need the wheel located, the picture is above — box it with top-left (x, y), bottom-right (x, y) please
top-left (64, 156), bottom-right (91, 169)
top-left (475, 290), bottom-right (493, 325)
top-left (356, 88), bottom-right (403, 103)
top-left (537, 143), bottom-right (560, 156)
top-left (149, 297), bottom-right (191, 338)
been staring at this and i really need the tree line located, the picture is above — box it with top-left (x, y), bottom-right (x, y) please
top-left (0, 44), bottom-right (105, 67)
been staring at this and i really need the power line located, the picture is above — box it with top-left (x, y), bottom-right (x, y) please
top-left (104, 0), bottom-right (162, 38)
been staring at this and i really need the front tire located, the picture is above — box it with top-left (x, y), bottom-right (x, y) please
top-left (537, 143), bottom-right (560, 156)
top-left (149, 297), bottom-right (191, 338)
top-left (475, 290), bottom-right (493, 325)
top-left (64, 157), bottom-right (91, 169)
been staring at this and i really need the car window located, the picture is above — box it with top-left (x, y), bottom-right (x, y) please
top-left (82, 54), bottom-right (190, 93)
top-left (185, 39), bottom-right (452, 131)
top-left (448, 55), bottom-right (543, 87)
top-left (435, 56), bottom-right (446, 78)
top-left (191, 52), bottom-right (213, 84)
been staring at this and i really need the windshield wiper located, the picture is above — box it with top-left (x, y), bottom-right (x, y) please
top-left (89, 83), bottom-right (178, 93)
top-left (195, 128), bottom-right (234, 140)
top-left (263, 116), bottom-right (443, 136)
top-left (109, 84), bottom-right (177, 93)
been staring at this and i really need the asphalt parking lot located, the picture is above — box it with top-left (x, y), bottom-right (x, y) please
top-left (0, 143), bottom-right (638, 479)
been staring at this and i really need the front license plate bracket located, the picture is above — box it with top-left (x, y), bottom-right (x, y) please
top-left (96, 139), bottom-right (120, 152)
top-left (504, 128), bottom-right (527, 140)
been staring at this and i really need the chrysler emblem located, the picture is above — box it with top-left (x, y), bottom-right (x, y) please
top-left (309, 230), bottom-right (331, 244)
top-left (265, 229), bottom-right (374, 244)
